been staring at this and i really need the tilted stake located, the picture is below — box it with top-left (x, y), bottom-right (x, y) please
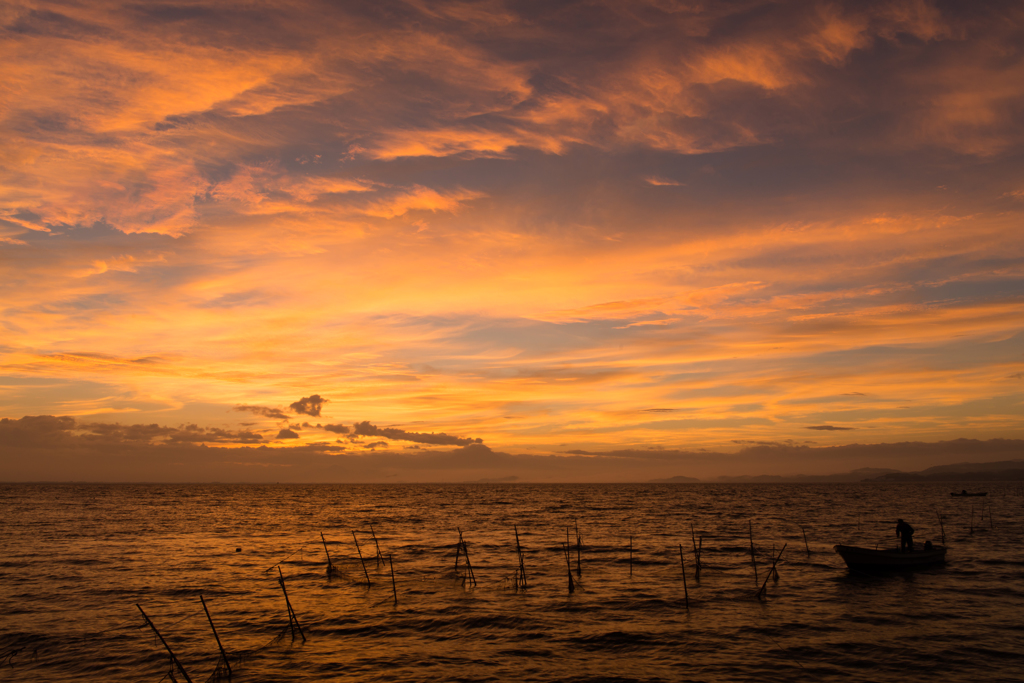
top-left (514, 525), bottom-right (527, 590)
top-left (575, 519), bottom-right (582, 578)
top-left (678, 544), bottom-right (689, 609)
top-left (690, 524), bottom-right (701, 581)
top-left (352, 531), bottom-right (372, 586)
top-left (199, 595), bottom-right (231, 678)
top-left (277, 566), bottom-right (306, 641)
top-left (801, 527), bottom-right (810, 557)
top-left (371, 525), bottom-right (385, 567)
top-left (321, 532), bottom-right (337, 577)
top-left (755, 543), bottom-right (787, 600)
top-left (749, 521), bottom-right (759, 584)
top-left (562, 542), bottom-right (576, 594)
top-left (136, 604), bottom-right (193, 683)
top-left (389, 554), bottom-right (398, 605)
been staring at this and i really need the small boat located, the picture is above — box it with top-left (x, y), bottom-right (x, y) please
top-left (951, 491), bottom-right (987, 497)
top-left (834, 544), bottom-right (946, 569)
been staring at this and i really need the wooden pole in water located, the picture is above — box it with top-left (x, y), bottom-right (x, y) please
top-left (937, 513), bottom-right (946, 545)
top-left (321, 531), bottom-right (335, 576)
top-left (370, 525), bottom-right (384, 567)
top-left (629, 535), bottom-right (633, 577)
top-left (755, 543), bottom-right (787, 600)
top-left (801, 527), bottom-right (810, 557)
top-left (459, 528), bottom-right (476, 586)
top-left (749, 521), bottom-right (759, 584)
top-left (970, 506), bottom-right (974, 535)
top-left (697, 536), bottom-right (703, 580)
top-left (199, 595), bottom-right (231, 678)
top-left (690, 524), bottom-right (701, 581)
top-left (389, 554), bottom-right (398, 605)
top-left (678, 544), bottom-right (689, 609)
top-left (575, 519), bottom-right (582, 579)
top-left (454, 531), bottom-right (462, 576)
top-left (277, 566), bottom-right (306, 641)
top-left (514, 525), bottom-right (527, 589)
top-left (562, 542), bottom-right (576, 594)
top-left (352, 531), bottom-right (372, 585)
top-left (136, 604), bottom-right (193, 683)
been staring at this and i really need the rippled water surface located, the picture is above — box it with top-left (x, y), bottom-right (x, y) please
top-left (2, 483), bottom-right (1023, 682)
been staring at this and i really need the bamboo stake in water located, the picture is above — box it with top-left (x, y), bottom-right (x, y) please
top-left (514, 525), bottom-right (527, 590)
top-left (370, 525), bottom-right (384, 567)
top-left (937, 512), bottom-right (946, 544)
top-left (389, 554), bottom-right (398, 605)
top-left (622, 536), bottom-right (630, 581)
top-left (575, 519), bottom-right (582, 578)
top-left (454, 531), bottom-right (462, 576)
top-left (749, 521), bottom-right (759, 584)
top-left (321, 532), bottom-right (336, 576)
top-left (690, 524), bottom-right (701, 581)
top-left (199, 595), bottom-right (231, 678)
top-left (678, 544), bottom-right (689, 609)
top-left (136, 604), bottom-right (193, 683)
top-left (755, 543), bottom-right (787, 600)
top-left (277, 566), bottom-right (306, 641)
top-left (458, 528), bottom-right (476, 586)
top-left (562, 542), bottom-right (576, 594)
top-left (801, 527), bottom-right (810, 557)
top-left (352, 531), bottom-right (372, 586)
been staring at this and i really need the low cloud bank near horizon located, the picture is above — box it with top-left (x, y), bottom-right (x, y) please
top-left (2, 415), bottom-right (1021, 483)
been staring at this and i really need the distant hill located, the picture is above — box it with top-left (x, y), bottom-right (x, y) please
top-left (648, 475), bottom-right (701, 483)
top-left (712, 467), bottom-right (900, 483)
top-left (869, 460), bottom-right (1024, 482)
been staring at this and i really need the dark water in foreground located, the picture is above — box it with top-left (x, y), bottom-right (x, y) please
top-left (2, 483), bottom-right (1023, 682)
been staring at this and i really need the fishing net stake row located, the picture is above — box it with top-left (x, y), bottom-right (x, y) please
top-left (277, 567), bottom-right (306, 642)
top-left (136, 604), bottom-right (193, 683)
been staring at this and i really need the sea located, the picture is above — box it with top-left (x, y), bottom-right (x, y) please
top-left (1, 483), bottom-right (1022, 682)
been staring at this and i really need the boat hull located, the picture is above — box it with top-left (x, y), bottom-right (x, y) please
top-left (834, 544), bottom-right (946, 569)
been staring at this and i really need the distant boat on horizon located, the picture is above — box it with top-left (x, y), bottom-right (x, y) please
top-left (951, 490), bottom-right (987, 497)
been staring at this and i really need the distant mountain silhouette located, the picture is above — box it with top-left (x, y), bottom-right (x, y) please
top-left (648, 475), bottom-right (701, 483)
top-left (868, 459), bottom-right (1024, 482)
top-left (711, 467), bottom-right (900, 483)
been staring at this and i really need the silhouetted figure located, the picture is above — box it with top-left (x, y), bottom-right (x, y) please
top-left (896, 519), bottom-right (915, 553)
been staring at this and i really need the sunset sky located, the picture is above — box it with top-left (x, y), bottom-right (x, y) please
top-left (2, 0), bottom-right (1023, 481)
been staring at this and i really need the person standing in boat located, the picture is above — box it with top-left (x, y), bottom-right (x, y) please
top-left (896, 519), bottom-right (915, 552)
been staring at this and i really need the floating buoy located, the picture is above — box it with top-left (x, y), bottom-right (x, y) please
top-left (236, 548), bottom-right (241, 552)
